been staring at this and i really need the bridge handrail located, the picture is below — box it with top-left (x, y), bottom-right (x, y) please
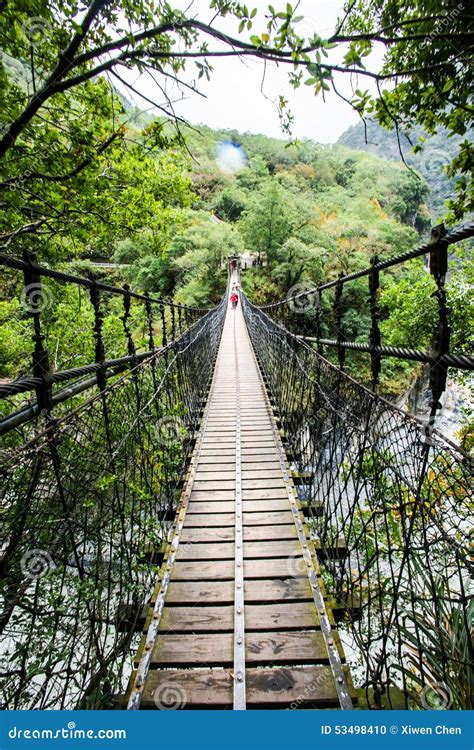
top-left (247, 221), bottom-right (474, 418)
top-left (258, 221), bottom-right (474, 308)
top-left (0, 250), bottom-right (221, 434)
top-left (0, 252), bottom-right (211, 313)
top-left (242, 293), bottom-right (471, 457)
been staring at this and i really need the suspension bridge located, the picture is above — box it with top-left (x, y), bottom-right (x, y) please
top-left (0, 223), bottom-right (472, 711)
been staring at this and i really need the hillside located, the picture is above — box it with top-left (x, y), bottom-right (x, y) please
top-left (337, 119), bottom-right (469, 220)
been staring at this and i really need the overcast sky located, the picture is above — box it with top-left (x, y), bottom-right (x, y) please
top-left (119, 0), bottom-right (383, 143)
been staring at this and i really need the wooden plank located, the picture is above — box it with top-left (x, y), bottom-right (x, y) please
top-left (193, 470), bottom-right (235, 481)
top-left (244, 558), bottom-right (306, 579)
top-left (246, 665), bottom-right (341, 707)
top-left (171, 558), bottom-right (307, 580)
top-left (164, 578), bottom-right (313, 605)
top-left (244, 499), bottom-right (290, 512)
top-left (243, 525), bottom-right (297, 541)
top-left (175, 539), bottom-right (301, 561)
top-left (242, 469), bottom-right (282, 479)
top-left (166, 580), bottom-right (234, 604)
top-left (199, 445), bottom-right (235, 452)
top-left (200, 447), bottom-right (235, 453)
top-left (176, 542), bottom-right (234, 560)
top-left (243, 511), bottom-right (294, 525)
top-left (159, 602), bottom-right (318, 633)
top-left (241, 460), bottom-right (281, 469)
top-left (160, 605), bottom-right (233, 632)
top-left (242, 478), bottom-right (286, 489)
top-left (142, 666), bottom-right (345, 709)
top-left (242, 447), bottom-right (276, 454)
top-left (152, 633), bottom-right (233, 666)
top-left (241, 437), bottom-right (275, 444)
top-left (142, 668), bottom-right (232, 709)
top-left (151, 631), bottom-right (336, 667)
top-left (180, 527), bottom-right (235, 543)
top-left (190, 490), bottom-right (235, 501)
top-left (243, 488), bottom-right (289, 499)
top-left (193, 480), bottom-right (235, 491)
top-left (186, 501), bottom-right (235, 513)
top-left (246, 631), bottom-right (338, 663)
top-left (196, 463), bottom-right (234, 471)
top-left (184, 513), bottom-right (234, 527)
top-left (187, 499), bottom-right (289, 514)
top-left (246, 602), bottom-right (319, 630)
top-left (197, 456), bottom-right (236, 464)
top-left (244, 540), bottom-right (301, 558)
top-left (245, 578), bottom-right (313, 602)
top-left (172, 561), bottom-right (234, 580)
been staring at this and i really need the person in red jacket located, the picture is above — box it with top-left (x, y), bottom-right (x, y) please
top-left (230, 292), bottom-right (239, 309)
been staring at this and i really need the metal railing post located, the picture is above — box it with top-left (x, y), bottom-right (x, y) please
top-left (22, 250), bottom-right (52, 414)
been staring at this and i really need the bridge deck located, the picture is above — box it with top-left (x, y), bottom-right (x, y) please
top-left (129, 279), bottom-right (355, 710)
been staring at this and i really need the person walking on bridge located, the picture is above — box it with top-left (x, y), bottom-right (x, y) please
top-left (230, 291), bottom-right (239, 309)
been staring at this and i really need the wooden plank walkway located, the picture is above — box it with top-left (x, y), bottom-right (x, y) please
top-left (127, 276), bottom-right (355, 710)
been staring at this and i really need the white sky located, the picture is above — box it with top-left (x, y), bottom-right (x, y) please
top-left (118, 0), bottom-right (384, 143)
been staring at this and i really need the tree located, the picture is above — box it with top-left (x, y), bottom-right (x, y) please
top-left (271, 237), bottom-right (325, 292)
top-left (239, 181), bottom-right (296, 264)
top-left (212, 184), bottom-right (247, 222)
top-left (1, 0), bottom-right (472, 262)
top-left (172, 219), bottom-right (243, 303)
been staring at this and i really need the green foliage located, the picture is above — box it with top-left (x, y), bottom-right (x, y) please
top-left (338, 119), bottom-right (472, 222)
top-left (212, 184), bottom-right (247, 222)
top-left (239, 180), bottom-right (296, 264)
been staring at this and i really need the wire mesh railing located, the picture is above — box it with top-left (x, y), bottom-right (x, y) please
top-left (258, 222), bottom-right (474, 409)
top-left (0, 251), bottom-right (211, 438)
top-left (242, 295), bottom-right (473, 710)
top-left (0, 294), bottom-right (226, 709)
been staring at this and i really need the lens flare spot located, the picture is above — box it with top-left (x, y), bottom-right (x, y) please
top-left (216, 142), bottom-right (247, 174)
